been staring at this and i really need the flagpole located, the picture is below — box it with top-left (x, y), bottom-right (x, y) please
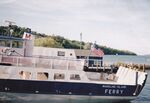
top-left (79, 33), bottom-right (82, 59)
top-left (89, 41), bottom-right (96, 56)
top-left (80, 32), bottom-right (82, 50)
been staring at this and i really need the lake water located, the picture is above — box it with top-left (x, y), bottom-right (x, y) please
top-left (0, 55), bottom-right (149, 103)
top-left (103, 55), bottom-right (150, 65)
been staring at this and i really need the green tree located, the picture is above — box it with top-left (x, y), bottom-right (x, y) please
top-left (34, 37), bottom-right (62, 48)
top-left (0, 25), bottom-right (136, 55)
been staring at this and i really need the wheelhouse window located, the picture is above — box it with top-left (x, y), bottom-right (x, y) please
top-left (12, 41), bottom-right (23, 48)
top-left (70, 74), bottom-right (81, 80)
top-left (37, 72), bottom-right (49, 80)
top-left (57, 51), bottom-right (65, 56)
top-left (93, 60), bottom-right (101, 66)
top-left (19, 71), bottom-right (31, 79)
top-left (88, 56), bottom-right (103, 67)
top-left (0, 40), bottom-right (10, 47)
top-left (54, 73), bottom-right (65, 80)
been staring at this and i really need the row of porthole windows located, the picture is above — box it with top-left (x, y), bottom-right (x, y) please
top-left (19, 71), bottom-right (81, 80)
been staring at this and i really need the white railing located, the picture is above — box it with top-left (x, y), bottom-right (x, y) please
top-left (0, 55), bottom-right (85, 70)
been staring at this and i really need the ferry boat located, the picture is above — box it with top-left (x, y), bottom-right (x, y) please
top-left (0, 33), bottom-right (148, 103)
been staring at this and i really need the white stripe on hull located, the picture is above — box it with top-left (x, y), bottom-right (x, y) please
top-left (0, 92), bottom-right (136, 103)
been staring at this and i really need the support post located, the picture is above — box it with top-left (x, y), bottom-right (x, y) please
top-left (135, 71), bottom-right (138, 85)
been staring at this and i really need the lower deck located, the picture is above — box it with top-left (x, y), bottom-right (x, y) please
top-left (0, 65), bottom-right (146, 101)
top-left (0, 65), bottom-right (118, 84)
top-left (0, 56), bottom-right (147, 99)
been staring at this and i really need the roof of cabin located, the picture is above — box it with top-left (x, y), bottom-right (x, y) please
top-left (74, 49), bottom-right (99, 57)
top-left (33, 47), bottom-right (100, 57)
top-left (0, 35), bottom-right (24, 41)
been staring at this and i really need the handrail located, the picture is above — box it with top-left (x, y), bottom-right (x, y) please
top-left (0, 55), bottom-right (106, 71)
top-left (0, 55), bottom-right (85, 70)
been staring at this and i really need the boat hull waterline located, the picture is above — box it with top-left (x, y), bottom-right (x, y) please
top-left (0, 79), bottom-right (145, 103)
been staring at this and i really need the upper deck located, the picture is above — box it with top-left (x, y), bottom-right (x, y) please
top-left (0, 55), bottom-right (85, 70)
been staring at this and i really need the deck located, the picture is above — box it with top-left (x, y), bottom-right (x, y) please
top-left (0, 55), bottom-right (84, 70)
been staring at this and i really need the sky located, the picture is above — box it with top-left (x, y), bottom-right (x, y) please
top-left (0, 0), bottom-right (150, 55)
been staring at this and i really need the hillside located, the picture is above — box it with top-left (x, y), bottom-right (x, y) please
top-left (0, 25), bottom-right (136, 55)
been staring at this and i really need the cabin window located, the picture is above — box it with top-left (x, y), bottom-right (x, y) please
top-left (0, 40), bottom-right (10, 47)
top-left (12, 41), bottom-right (23, 48)
top-left (37, 72), bottom-right (49, 80)
top-left (70, 74), bottom-right (81, 80)
top-left (88, 56), bottom-right (103, 67)
top-left (54, 73), bottom-right (65, 80)
top-left (57, 51), bottom-right (65, 56)
top-left (93, 60), bottom-right (101, 66)
top-left (19, 71), bottom-right (31, 79)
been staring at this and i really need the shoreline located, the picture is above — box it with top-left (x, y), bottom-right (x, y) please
top-left (113, 63), bottom-right (150, 70)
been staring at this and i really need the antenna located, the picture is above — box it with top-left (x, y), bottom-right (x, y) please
top-left (80, 32), bottom-right (82, 50)
top-left (5, 20), bottom-right (15, 36)
top-left (80, 32), bottom-right (82, 58)
top-left (5, 20), bottom-right (15, 26)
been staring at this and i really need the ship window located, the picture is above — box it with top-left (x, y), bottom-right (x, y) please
top-left (54, 73), bottom-right (65, 80)
top-left (94, 60), bottom-right (101, 66)
top-left (70, 74), bottom-right (81, 80)
top-left (0, 40), bottom-right (10, 47)
top-left (19, 71), bottom-right (31, 79)
top-left (12, 41), bottom-right (23, 48)
top-left (57, 51), bottom-right (65, 56)
top-left (37, 72), bottom-right (49, 80)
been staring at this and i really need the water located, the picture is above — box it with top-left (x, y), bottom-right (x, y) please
top-left (0, 55), bottom-right (150, 103)
top-left (103, 55), bottom-right (150, 65)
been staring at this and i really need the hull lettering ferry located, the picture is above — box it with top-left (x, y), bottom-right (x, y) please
top-left (0, 34), bottom-right (148, 103)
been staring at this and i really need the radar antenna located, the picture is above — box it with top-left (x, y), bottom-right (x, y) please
top-left (5, 20), bottom-right (16, 36)
top-left (5, 20), bottom-right (15, 26)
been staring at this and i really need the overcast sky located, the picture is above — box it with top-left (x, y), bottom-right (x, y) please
top-left (0, 0), bottom-right (150, 55)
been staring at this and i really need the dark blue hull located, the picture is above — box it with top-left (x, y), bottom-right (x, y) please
top-left (0, 79), bottom-right (143, 97)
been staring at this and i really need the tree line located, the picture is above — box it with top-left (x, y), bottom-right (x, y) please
top-left (0, 25), bottom-right (136, 55)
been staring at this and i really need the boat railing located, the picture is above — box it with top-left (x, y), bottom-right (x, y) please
top-left (0, 55), bottom-right (85, 70)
